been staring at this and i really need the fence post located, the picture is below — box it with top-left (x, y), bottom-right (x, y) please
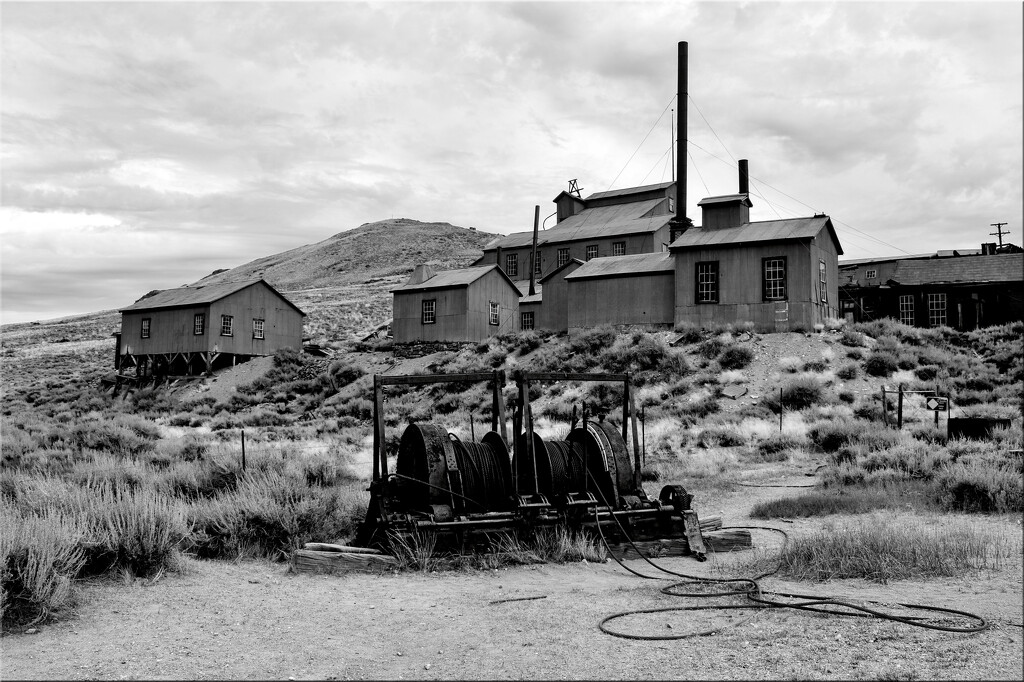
top-left (779, 387), bottom-right (783, 432)
top-left (241, 428), bottom-right (246, 471)
top-left (897, 384), bottom-right (904, 430)
top-left (881, 387), bottom-right (887, 426)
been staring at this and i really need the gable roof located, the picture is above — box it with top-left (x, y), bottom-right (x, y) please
top-left (391, 264), bottom-right (522, 295)
top-left (564, 252), bottom-right (675, 281)
top-left (516, 281), bottom-right (543, 304)
top-left (538, 257), bottom-right (585, 284)
top-left (119, 278), bottom-right (305, 315)
top-left (483, 199), bottom-right (672, 250)
top-left (697, 193), bottom-right (752, 207)
top-left (888, 254), bottom-right (1023, 286)
top-left (585, 181), bottom-right (674, 201)
top-left (669, 216), bottom-right (843, 255)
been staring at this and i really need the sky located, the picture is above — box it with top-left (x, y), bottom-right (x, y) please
top-left (2, 1), bottom-right (1022, 325)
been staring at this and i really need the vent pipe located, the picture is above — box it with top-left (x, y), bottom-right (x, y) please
top-left (529, 205), bottom-right (539, 296)
top-left (738, 159), bottom-right (749, 195)
top-left (676, 41), bottom-right (687, 227)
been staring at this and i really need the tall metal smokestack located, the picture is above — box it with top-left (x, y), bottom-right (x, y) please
top-left (738, 159), bottom-right (749, 195)
top-left (676, 41), bottom-right (687, 227)
top-left (529, 205), bottom-right (539, 296)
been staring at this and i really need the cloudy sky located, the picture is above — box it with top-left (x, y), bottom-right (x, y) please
top-left (2, 1), bottom-right (1021, 324)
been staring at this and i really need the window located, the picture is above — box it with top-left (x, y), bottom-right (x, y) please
top-left (220, 315), bottom-right (233, 336)
top-left (521, 311), bottom-right (534, 330)
top-left (585, 245), bottom-right (598, 261)
top-left (505, 253), bottom-right (518, 277)
top-left (534, 253), bottom-right (542, 275)
top-left (928, 293), bottom-right (946, 327)
top-left (819, 260), bottom-right (828, 304)
top-left (193, 313), bottom-right (205, 336)
top-left (762, 257), bottom-right (787, 301)
top-left (670, 227), bottom-right (684, 243)
top-left (557, 248), bottom-right (570, 267)
top-left (252, 318), bottom-right (264, 339)
top-left (866, 269), bottom-right (877, 279)
top-left (141, 318), bottom-right (151, 338)
top-left (612, 242), bottom-right (625, 257)
top-left (489, 301), bottom-right (500, 326)
top-left (899, 295), bottom-right (914, 326)
top-left (668, 197), bottom-right (675, 213)
top-left (422, 299), bottom-right (436, 325)
top-left (696, 261), bottom-right (719, 303)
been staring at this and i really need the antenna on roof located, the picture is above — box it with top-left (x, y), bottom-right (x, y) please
top-left (568, 179), bottom-right (584, 198)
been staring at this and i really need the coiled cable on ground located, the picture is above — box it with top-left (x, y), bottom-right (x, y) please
top-left (560, 442), bottom-right (989, 639)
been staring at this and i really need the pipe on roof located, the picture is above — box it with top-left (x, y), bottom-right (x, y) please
top-left (676, 41), bottom-right (687, 226)
top-left (738, 159), bottom-right (749, 195)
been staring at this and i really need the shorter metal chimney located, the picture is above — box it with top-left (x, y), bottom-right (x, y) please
top-left (738, 159), bottom-right (749, 195)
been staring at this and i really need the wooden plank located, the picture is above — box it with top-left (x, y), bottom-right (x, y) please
top-left (703, 530), bottom-right (753, 553)
top-left (522, 372), bottom-right (629, 382)
top-left (302, 543), bottom-right (381, 554)
top-left (290, 549), bottom-right (397, 575)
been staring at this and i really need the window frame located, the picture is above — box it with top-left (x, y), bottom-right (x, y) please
top-left (488, 301), bottom-right (500, 326)
top-left (193, 313), bottom-right (205, 336)
top-left (557, 248), bottom-right (570, 267)
top-left (695, 261), bottom-right (719, 304)
top-left (928, 292), bottom-right (947, 328)
top-left (819, 260), bottom-right (828, 304)
top-left (762, 256), bottom-right (788, 302)
top-left (252, 318), bottom-right (265, 340)
top-left (898, 294), bottom-right (914, 326)
top-left (533, 253), bottom-right (542, 275)
top-left (220, 315), bottom-right (233, 337)
top-left (865, 269), bottom-right (877, 280)
top-left (585, 244), bottom-right (599, 261)
top-left (612, 241), bottom-right (626, 257)
top-left (421, 299), bottom-right (436, 325)
top-left (505, 253), bottom-right (518, 277)
top-left (520, 311), bottom-right (534, 330)
top-left (141, 318), bottom-right (151, 339)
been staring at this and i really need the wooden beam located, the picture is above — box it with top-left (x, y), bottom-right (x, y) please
top-left (522, 372), bottom-right (629, 383)
top-left (379, 372), bottom-right (498, 386)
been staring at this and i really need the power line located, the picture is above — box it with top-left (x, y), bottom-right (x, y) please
top-left (607, 96), bottom-right (676, 191)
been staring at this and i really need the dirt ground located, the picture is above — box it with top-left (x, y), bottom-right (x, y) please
top-left (5, 474), bottom-right (1022, 681)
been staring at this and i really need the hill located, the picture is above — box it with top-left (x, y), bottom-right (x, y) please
top-left (193, 218), bottom-right (497, 343)
top-left (0, 218), bottom-right (497, 348)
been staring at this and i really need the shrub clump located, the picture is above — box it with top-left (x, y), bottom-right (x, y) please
top-left (718, 345), bottom-right (755, 370)
top-left (863, 352), bottom-right (899, 377)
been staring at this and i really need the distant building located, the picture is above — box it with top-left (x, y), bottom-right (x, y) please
top-left (392, 264), bottom-right (520, 343)
top-left (116, 278), bottom-right (305, 376)
top-left (839, 246), bottom-right (1024, 329)
top-left (474, 182), bottom-right (677, 281)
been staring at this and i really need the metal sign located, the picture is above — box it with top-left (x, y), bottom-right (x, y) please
top-left (926, 397), bottom-right (949, 411)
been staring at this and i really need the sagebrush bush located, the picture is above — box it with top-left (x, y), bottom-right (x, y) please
top-left (864, 352), bottom-right (899, 377)
top-left (762, 376), bottom-right (825, 411)
top-left (835, 363), bottom-right (859, 380)
top-left (718, 345), bottom-right (754, 370)
top-left (1, 510), bottom-right (87, 631)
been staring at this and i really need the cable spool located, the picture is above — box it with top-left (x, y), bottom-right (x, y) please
top-left (513, 434), bottom-right (590, 499)
top-left (449, 432), bottom-right (515, 513)
top-left (395, 423), bottom-right (462, 512)
top-left (513, 431), bottom-right (552, 496)
top-left (566, 420), bottom-right (638, 505)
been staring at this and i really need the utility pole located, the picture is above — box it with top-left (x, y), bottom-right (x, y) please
top-left (989, 222), bottom-right (1009, 247)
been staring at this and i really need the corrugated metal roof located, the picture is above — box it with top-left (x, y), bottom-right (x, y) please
top-left (889, 254), bottom-right (1023, 285)
top-left (391, 264), bottom-right (521, 295)
top-left (519, 280), bottom-right (543, 304)
top-left (839, 254), bottom-right (934, 267)
top-left (669, 216), bottom-right (843, 254)
top-left (586, 181), bottom-right (674, 201)
top-left (484, 199), bottom-right (671, 250)
top-left (697, 194), bottom-right (752, 206)
top-left (119, 279), bottom-right (304, 314)
top-left (538, 257), bottom-right (585, 284)
top-left (564, 252), bottom-right (675, 280)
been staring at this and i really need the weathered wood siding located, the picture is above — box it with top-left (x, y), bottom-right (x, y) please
top-left (465, 268), bottom-right (520, 339)
top-left (673, 234), bottom-right (838, 332)
top-left (567, 273), bottom-right (675, 332)
top-left (393, 269), bottom-right (520, 342)
top-left (536, 261), bottom-right (582, 332)
top-left (393, 287), bottom-right (468, 342)
top-left (119, 282), bottom-right (302, 356)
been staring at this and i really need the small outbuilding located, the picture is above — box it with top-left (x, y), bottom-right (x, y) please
top-left (392, 264), bottom-right (521, 343)
top-left (564, 252), bottom-right (676, 333)
top-left (116, 278), bottom-right (305, 376)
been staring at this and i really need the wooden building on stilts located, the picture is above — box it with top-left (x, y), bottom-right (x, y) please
top-left (115, 278), bottom-right (304, 380)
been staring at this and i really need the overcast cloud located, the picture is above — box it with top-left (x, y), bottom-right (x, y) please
top-left (2, 1), bottom-right (1021, 324)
